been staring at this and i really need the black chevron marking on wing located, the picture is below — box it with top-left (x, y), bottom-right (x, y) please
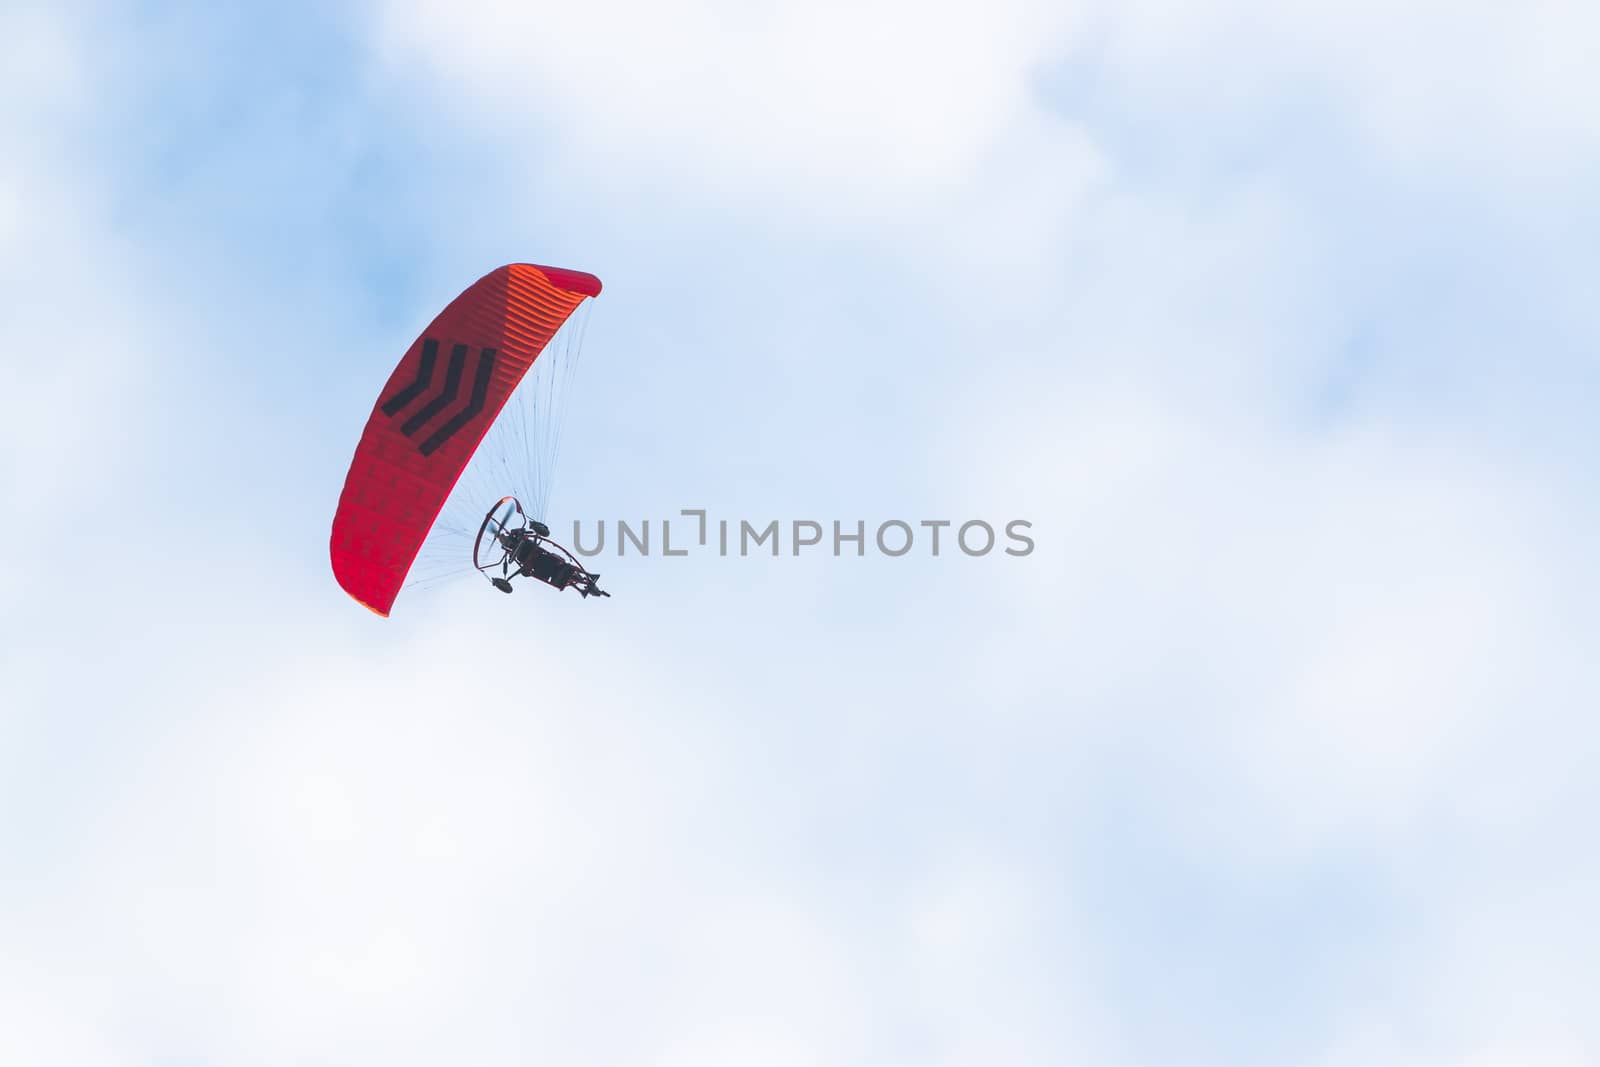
top-left (419, 348), bottom-right (498, 456)
top-left (381, 338), bottom-right (438, 416)
top-left (400, 342), bottom-right (467, 437)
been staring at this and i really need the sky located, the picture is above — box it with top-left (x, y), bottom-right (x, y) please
top-left (3, 1), bottom-right (1598, 1064)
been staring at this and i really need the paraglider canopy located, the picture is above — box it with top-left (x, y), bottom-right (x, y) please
top-left (330, 263), bottom-right (601, 616)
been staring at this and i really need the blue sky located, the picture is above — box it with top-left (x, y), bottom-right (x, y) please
top-left (4, 1), bottom-right (1598, 1064)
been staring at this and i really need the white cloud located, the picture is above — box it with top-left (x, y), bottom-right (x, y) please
top-left (0, 600), bottom-right (1123, 1066)
top-left (375, 0), bottom-right (1078, 201)
top-left (1091, 0), bottom-right (1600, 183)
top-left (370, 0), bottom-right (1110, 309)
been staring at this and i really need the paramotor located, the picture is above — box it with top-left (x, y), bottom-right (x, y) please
top-left (329, 262), bottom-right (605, 616)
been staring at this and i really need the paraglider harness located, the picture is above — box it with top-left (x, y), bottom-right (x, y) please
top-left (474, 497), bottom-right (609, 599)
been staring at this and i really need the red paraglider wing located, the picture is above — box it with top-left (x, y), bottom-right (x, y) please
top-left (330, 263), bottom-right (601, 616)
